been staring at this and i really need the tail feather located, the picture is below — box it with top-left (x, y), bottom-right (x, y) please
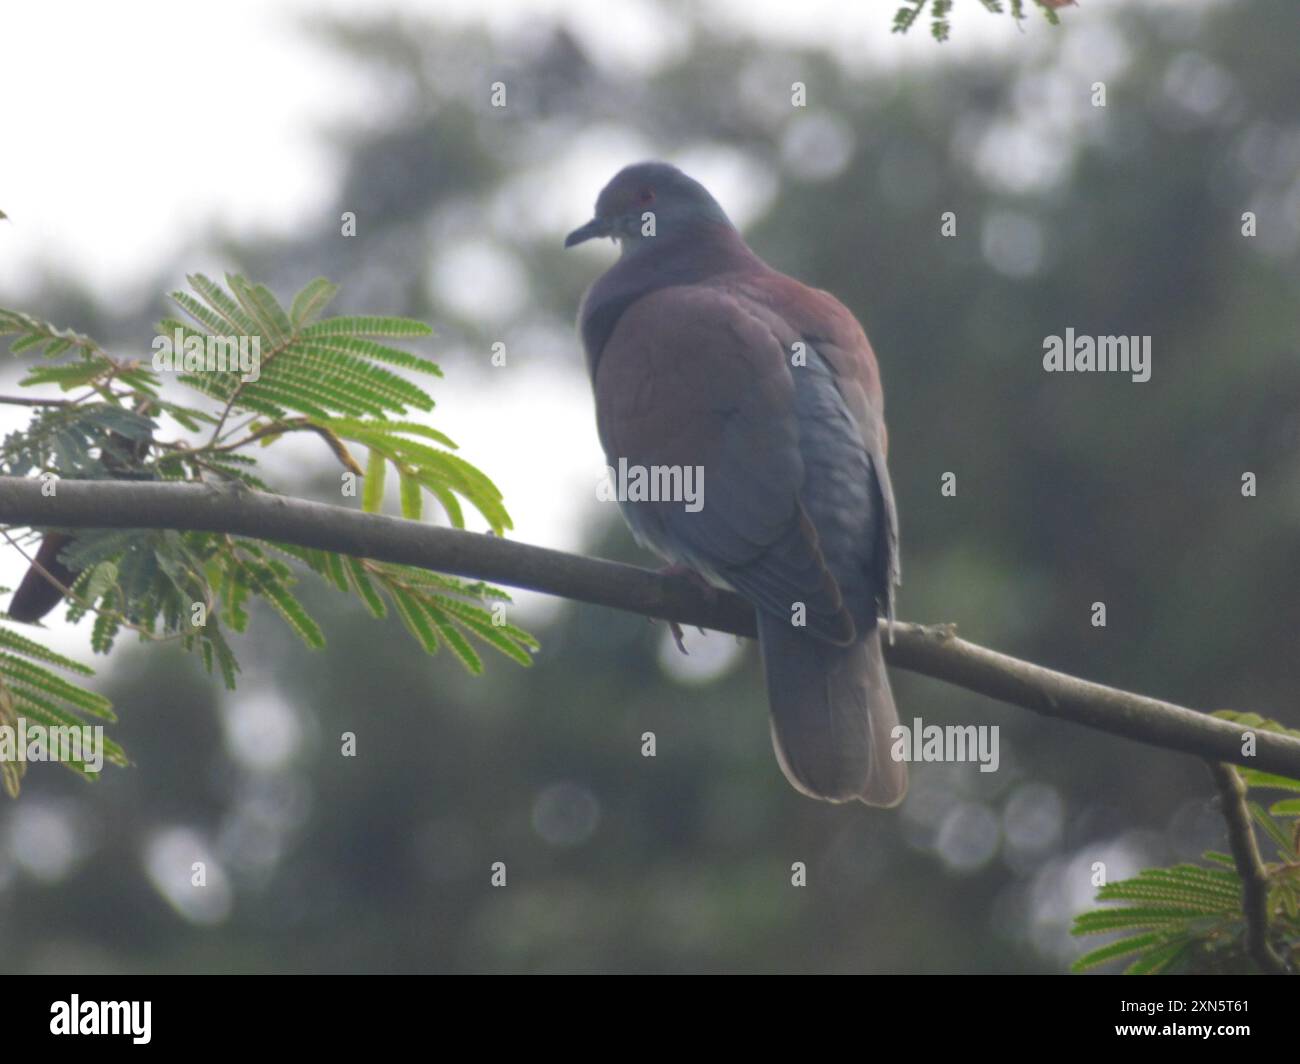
top-left (759, 614), bottom-right (907, 806)
top-left (8, 533), bottom-right (74, 623)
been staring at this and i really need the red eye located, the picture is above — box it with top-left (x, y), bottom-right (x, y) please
top-left (638, 188), bottom-right (655, 205)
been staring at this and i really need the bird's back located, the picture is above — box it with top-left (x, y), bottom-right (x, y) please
top-left (576, 214), bottom-right (905, 804)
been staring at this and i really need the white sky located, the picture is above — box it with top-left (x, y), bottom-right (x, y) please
top-left (0, 0), bottom-right (1084, 301)
top-left (0, 0), bottom-right (1208, 655)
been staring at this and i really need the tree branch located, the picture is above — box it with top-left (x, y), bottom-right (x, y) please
top-left (1207, 761), bottom-right (1289, 973)
top-left (0, 395), bottom-right (75, 407)
top-left (2, 475), bottom-right (1299, 780)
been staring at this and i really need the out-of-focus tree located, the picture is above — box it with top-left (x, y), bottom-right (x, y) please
top-left (1, 0), bottom-right (1298, 973)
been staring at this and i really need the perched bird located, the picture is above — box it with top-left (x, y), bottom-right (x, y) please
top-left (567, 161), bottom-right (906, 806)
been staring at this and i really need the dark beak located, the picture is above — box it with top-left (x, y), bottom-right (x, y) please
top-left (564, 217), bottom-right (608, 248)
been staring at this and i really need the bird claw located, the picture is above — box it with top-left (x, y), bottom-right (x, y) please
top-left (653, 564), bottom-right (715, 655)
top-left (647, 615), bottom-right (692, 655)
top-left (669, 620), bottom-right (689, 655)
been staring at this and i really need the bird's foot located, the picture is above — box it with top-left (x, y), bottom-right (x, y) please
top-left (667, 619), bottom-right (689, 655)
top-left (655, 563), bottom-right (714, 655)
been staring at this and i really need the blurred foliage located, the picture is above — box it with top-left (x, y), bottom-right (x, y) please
top-left (0, 276), bottom-right (534, 791)
top-left (0, 0), bottom-right (1298, 972)
top-left (893, 0), bottom-right (1066, 42)
top-left (1073, 715), bottom-right (1300, 974)
top-left (0, 625), bottom-right (122, 798)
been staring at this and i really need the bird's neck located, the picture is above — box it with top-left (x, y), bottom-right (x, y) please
top-left (619, 220), bottom-right (754, 271)
top-left (581, 224), bottom-right (763, 376)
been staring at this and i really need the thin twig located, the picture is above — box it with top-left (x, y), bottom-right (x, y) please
top-left (210, 419), bottom-right (364, 474)
top-left (0, 395), bottom-right (76, 408)
top-left (1207, 761), bottom-right (1289, 973)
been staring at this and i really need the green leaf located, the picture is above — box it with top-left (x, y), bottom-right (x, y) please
top-left (290, 277), bottom-right (340, 327)
top-left (228, 273), bottom-right (292, 346)
top-left (432, 596), bottom-right (537, 667)
top-left (1124, 939), bottom-right (1190, 975)
top-left (10, 333), bottom-right (49, 355)
top-left (1249, 801), bottom-right (1298, 857)
top-left (1094, 881), bottom-right (1236, 912)
top-left (420, 600), bottom-right (481, 674)
top-left (389, 586), bottom-right (440, 655)
top-left (1073, 907), bottom-right (1215, 934)
top-left (345, 558), bottom-right (387, 618)
top-left (1239, 770), bottom-right (1300, 793)
top-left (239, 564), bottom-right (325, 649)
top-left (317, 418), bottom-right (456, 449)
top-left (1213, 710), bottom-right (1300, 740)
top-left (363, 448), bottom-right (386, 513)
top-left (299, 316), bottom-right (432, 339)
top-left (0, 625), bottom-right (94, 675)
top-left (182, 273), bottom-right (260, 337)
top-left (399, 472), bottom-right (423, 520)
top-left (298, 337), bottom-right (442, 378)
top-left (1071, 931), bottom-right (1177, 972)
top-left (0, 653), bottom-right (115, 720)
top-left (14, 691), bottom-right (129, 766)
top-left (91, 609), bottom-right (120, 655)
top-left (1098, 865), bottom-right (1241, 902)
top-left (427, 483), bottom-right (465, 528)
top-left (323, 551), bottom-right (350, 593)
top-left (21, 360), bottom-right (108, 390)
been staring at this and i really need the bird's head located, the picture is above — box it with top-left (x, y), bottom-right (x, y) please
top-left (564, 161), bottom-right (733, 254)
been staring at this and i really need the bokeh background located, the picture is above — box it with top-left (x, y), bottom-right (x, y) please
top-left (1, 0), bottom-right (1298, 973)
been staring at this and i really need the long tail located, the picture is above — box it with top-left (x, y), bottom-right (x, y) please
top-left (758, 614), bottom-right (907, 806)
top-left (8, 533), bottom-right (74, 623)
